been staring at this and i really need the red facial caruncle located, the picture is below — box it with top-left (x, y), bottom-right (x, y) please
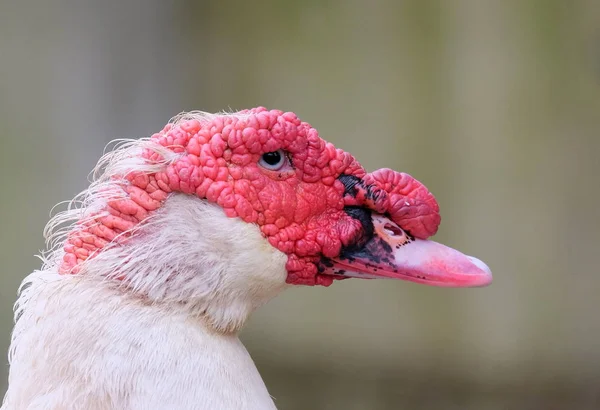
top-left (61, 107), bottom-right (492, 288)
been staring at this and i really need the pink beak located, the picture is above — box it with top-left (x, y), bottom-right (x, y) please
top-left (323, 214), bottom-right (492, 287)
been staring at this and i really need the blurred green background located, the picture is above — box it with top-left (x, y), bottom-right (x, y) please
top-left (1, 1), bottom-right (599, 409)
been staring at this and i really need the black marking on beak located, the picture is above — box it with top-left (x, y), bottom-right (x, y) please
top-left (340, 206), bottom-right (398, 268)
top-left (338, 174), bottom-right (362, 197)
top-left (317, 256), bottom-right (347, 276)
top-left (338, 174), bottom-right (382, 203)
top-left (343, 206), bottom-right (374, 252)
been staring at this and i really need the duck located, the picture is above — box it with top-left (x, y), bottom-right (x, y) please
top-left (1, 107), bottom-right (492, 410)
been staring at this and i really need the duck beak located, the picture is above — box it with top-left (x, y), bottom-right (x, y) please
top-left (322, 214), bottom-right (492, 287)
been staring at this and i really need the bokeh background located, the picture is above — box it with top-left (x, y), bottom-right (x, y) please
top-left (1, 1), bottom-right (599, 409)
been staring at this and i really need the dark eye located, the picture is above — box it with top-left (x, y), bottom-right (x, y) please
top-left (259, 149), bottom-right (286, 171)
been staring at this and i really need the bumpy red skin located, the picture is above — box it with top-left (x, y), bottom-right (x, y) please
top-left (61, 107), bottom-right (440, 286)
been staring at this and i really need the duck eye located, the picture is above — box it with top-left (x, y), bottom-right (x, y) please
top-left (259, 150), bottom-right (286, 170)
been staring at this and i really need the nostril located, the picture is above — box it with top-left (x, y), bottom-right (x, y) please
top-left (383, 223), bottom-right (404, 237)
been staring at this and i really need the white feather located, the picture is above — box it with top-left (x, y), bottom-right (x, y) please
top-left (3, 197), bottom-right (287, 410)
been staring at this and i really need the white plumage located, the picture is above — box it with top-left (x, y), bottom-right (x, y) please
top-left (4, 196), bottom-right (286, 409)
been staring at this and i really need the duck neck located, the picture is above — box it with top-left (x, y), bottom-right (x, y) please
top-left (5, 271), bottom-right (278, 409)
top-left (73, 195), bottom-right (290, 333)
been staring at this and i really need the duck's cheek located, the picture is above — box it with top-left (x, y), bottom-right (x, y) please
top-left (271, 210), bottom-right (366, 287)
